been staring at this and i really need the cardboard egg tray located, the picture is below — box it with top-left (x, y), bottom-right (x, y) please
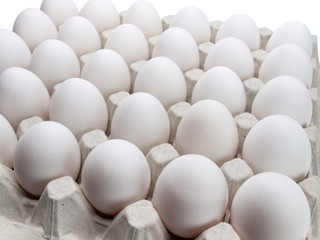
top-left (0, 14), bottom-right (320, 240)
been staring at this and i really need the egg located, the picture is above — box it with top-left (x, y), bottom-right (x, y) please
top-left (175, 100), bottom-right (238, 166)
top-left (152, 154), bottom-right (228, 238)
top-left (242, 115), bottom-right (311, 182)
top-left (122, 0), bottom-right (162, 39)
top-left (110, 92), bottom-right (170, 154)
top-left (231, 172), bottom-right (310, 240)
top-left (40, 0), bottom-right (78, 28)
top-left (80, 0), bottom-right (120, 34)
top-left (104, 24), bottom-right (148, 66)
top-left (251, 76), bottom-right (312, 127)
top-left (13, 8), bottom-right (57, 52)
top-left (49, 78), bottom-right (108, 140)
top-left (192, 66), bottom-right (246, 116)
top-left (266, 21), bottom-right (313, 57)
top-left (258, 43), bottom-right (313, 88)
top-left (81, 139), bottom-right (150, 215)
top-left (14, 121), bottom-right (81, 197)
top-left (152, 27), bottom-right (199, 73)
top-left (169, 5), bottom-right (210, 45)
top-left (133, 56), bottom-right (187, 110)
top-left (0, 67), bottom-right (50, 131)
top-left (215, 14), bottom-right (260, 51)
top-left (29, 39), bottom-right (80, 94)
top-left (0, 114), bottom-right (17, 169)
top-left (0, 29), bottom-right (31, 73)
top-left (204, 37), bottom-right (254, 81)
top-left (81, 49), bottom-right (130, 102)
top-left (58, 16), bottom-right (101, 58)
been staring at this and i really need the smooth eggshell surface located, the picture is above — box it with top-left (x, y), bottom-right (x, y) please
top-left (0, 67), bottom-right (50, 131)
top-left (152, 154), bottom-right (228, 238)
top-left (0, 114), bottom-right (17, 169)
top-left (49, 78), bottom-right (108, 141)
top-left (81, 139), bottom-right (151, 216)
top-left (110, 92), bottom-right (170, 154)
top-left (231, 172), bottom-right (310, 240)
top-left (14, 121), bottom-right (81, 197)
top-left (174, 100), bottom-right (238, 166)
top-left (192, 66), bottom-right (246, 116)
top-left (204, 37), bottom-right (254, 81)
top-left (242, 115), bottom-right (311, 182)
top-left (251, 75), bottom-right (312, 127)
top-left (134, 56), bottom-right (187, 110)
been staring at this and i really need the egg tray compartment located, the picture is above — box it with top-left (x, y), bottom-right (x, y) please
top-left (1, 15), bottom-right (320, 240)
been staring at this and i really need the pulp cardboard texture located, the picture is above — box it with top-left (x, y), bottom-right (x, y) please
top-left (0, 14), bottom-right (319, 240)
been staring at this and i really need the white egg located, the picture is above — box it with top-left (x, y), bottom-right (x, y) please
top-left (40, 0), bottom-right (78, 28)
top-left (258, 43), bottom-right (313, 88)
top-left (14, 121), bottom-right (81, 197)
top-left (0, 67), bottom-right (50, 131)
top-left (13, 8), bottom-right (57, 52)
top-left (204, 37), bottom-right (254, 81)
top-left (123, 0), bottom-right (162, 39)
top-left (242, 115), bottom-right (311, 182)
top-left (81, 139), bottom-right (150, 216)
top-left (152, 154), bottom-right (228, 238)
top-left (175, 100), bottom-right (238, 166)
top-left (104, 24), bottom-right (148, 66)
top-left (80, 0), bottom-right (120, 34)
top-left (231, 172), bottom-right (310, 240)
top-left (134, 56), bottom-right (187, 110)
top-left (216, 14), bottom-right (260, 51)
top-left (58, 16), bottom-right (101, 58)
top-left (0, 114), bottom-right (17, 169)
top-left (49, 78), bottom-right (108, 140)
top-left (29, 39), bottom-right (80, 94)
top-left (192, 66), bottom-right (246, 116)
top-left (169, 5), bottom-right (210, 45)
top-left (266, 21), bottom-right (313, 57)
top-left (110, 92), bottom-right (170, 154)
top-left (81, 49), bottom-right (130, 102)
top-left (152, 27), bottom-right (199, 73)
top-left (251, 76), bottom-right (312, 127)
top-left (0, 29), bottom-right (31, 73)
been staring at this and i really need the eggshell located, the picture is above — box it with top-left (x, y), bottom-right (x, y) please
top-left (258, 43), bottom-right (313, 88)
top-left (204, 37), bottom-right (254, 81)
top-left (81, 49), bottom-right (130, 102)
top-left (266, 21), bottom-right (313, 57)
top-left (216, 14), bottom-right (260, 51)
top-left (104, 24), bottom-right (148, 66)
top-left (29, 39), bottom-right (80, 94)
top-left (231, 172), bottom-right (310, 240)
top-left (169, 5), bottom-right (210, 45)
top-left (13, 8), bottom-right (57, 52)
top-left (110, 92), bottom-right (170, 154)
top-left (58, 16), bottom-right (101, 58)
top-left (192, 66), bottom-right (246, 116)
top-left (242, 115), bottom-right (311, 182)
top-left (14, 121), bottom-right (81, 197)
top-left (49, 78), bottom-right (108, 140)
top-left (175, 100), bottom-right (238, 166)
top-left (81, 139), bottom-right (150, 215)
top-left (152, 27), bottom-right (199, 73)
top-left (0, 29), bottom-right (31, 73)
top-left (0, 67), bottom-right (50, 131)
top-left (152, 154), bottom-right (228, 238)
top-left (0, 114), bottom-right (17, 169)
top-left (122, 0), bottom-right (162, 39)
top-left (251, 75), bottom-right (312, 127)
top-left (80, 0), bottom-right (120, 34)
top-left (134, 56), bottom-right (187, 110)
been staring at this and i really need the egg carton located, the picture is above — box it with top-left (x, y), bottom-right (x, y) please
top-left (1, 14), bottom-right (320, 240)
